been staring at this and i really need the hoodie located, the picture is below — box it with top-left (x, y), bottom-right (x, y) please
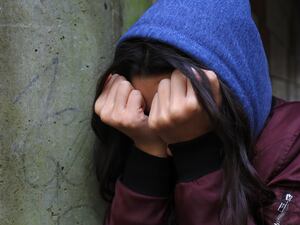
top-left (103, 1), bottom-right (300, 225)
top-left (116, 0), bottom-right (273, 138)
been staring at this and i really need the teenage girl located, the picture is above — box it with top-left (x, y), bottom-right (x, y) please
top-left (91, 1), bottom-right (300, 225)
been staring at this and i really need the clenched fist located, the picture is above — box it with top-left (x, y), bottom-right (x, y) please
top-left (148, 69), bottom-right (222, 145)
top-left (94, 74), bottom-right (168, 158)
top-left (94, 69), bottom-right (222, 157)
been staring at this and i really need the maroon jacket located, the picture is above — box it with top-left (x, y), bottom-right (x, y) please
top-left (104, 96), bottom-right (300, 225)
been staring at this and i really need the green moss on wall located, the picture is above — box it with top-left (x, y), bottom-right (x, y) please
top-left (122, 0), bottom-right (153, 33)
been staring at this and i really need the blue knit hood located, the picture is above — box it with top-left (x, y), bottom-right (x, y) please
top-left (116, 0), bottom-right (273, 138)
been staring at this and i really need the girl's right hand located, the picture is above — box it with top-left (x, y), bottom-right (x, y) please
top-left (94, 74), bottom-right (168, 158)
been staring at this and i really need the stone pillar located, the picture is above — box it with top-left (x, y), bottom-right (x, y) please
top-left (0, 1), bottom-right (152, 224)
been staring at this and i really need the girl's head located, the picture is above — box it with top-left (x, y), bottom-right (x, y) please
top-left (91, 37), bottom-right (275, 225)
top-left (117, 0), bottom-right (273, 139)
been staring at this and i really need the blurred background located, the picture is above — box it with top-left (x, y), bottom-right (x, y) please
top-left (0, 1), bottom-right (299, 225)
top-left (252, 0), bottom-right (300, 100)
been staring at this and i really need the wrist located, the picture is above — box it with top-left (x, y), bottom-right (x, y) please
top-left (121, 144), bottom-right (174, 197)
top-left (134, 142), bottom-right (168, 158)
top-left (168, 131), bottom-right (224, 182)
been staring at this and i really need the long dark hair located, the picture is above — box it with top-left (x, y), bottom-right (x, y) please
top-left (90, 37), bottom-right (275, 225)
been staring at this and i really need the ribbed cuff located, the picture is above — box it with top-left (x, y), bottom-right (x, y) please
top-left (120, 144), bottom-right (174, 197)
top-left (168, 131), bottom-right (224, 182)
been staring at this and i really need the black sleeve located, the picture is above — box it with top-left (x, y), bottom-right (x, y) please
top-left (168, 131), bottom-right (224, 183)
top-left (120, 144), bottom-right (174, 197)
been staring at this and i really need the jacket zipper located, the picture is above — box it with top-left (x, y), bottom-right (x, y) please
top-left (273, 192), bottom-right (293, 225)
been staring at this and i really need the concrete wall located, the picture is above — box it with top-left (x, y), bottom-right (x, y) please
top-left (0, 1), bottom-right (152, 225)
top-left (122, 0), bottom-right (153, 33)
top-left (1, 1), bottom-right (299, 225)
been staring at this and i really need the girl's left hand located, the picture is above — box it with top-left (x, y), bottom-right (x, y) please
top-left (148, 68), bottom-right (222, 145)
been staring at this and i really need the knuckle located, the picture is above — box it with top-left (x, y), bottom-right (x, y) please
top-left (120, 114), bottom-right (134, 128)
top-left (160, 114), bottom-right (172, 125)
top-left (186, 100), bottom-right (201, 113)
top-left (111, 111), bottom-right (122, 126)
top-left (127, 120), bottom-right (139, 129)
top-left (122, 120), bottom-right (131, 128)
top-left (148, 118), bottom-right (159, 130)
top-left (151, 113), bottom-right (171, 129)
top-left (169, 106), bottom-right (184, 120)
top-left (115, 112), bottom-right (139, 129)
top-left (94, 100), bottom-right (101, 115)
top-left (99, 109), bottom-right (110, 123)
top-left (94, 95), bottom-right (105, 115)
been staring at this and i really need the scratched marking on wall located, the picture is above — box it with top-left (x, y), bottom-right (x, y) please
top-left (0, 0), bottom-right (154, 224)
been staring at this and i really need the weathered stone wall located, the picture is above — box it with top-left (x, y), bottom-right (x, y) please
top-left (0, 1), bottom-right (152, 224)
top-left (1, 1), bottom-right (299, 225)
